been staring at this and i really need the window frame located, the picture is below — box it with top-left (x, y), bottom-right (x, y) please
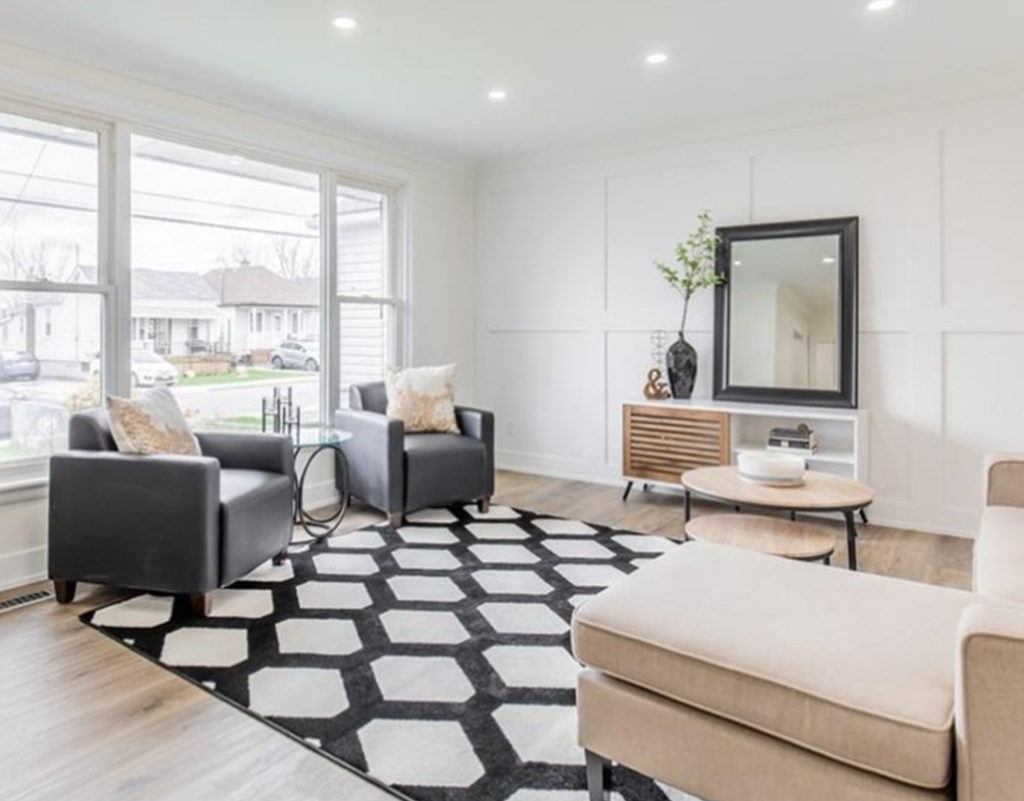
top-left (0, 99), bottom-right (116, 487)
top-left (332, 177), bottom-right (405, 412)
top-left (0, 96), bottom-right (407, 492)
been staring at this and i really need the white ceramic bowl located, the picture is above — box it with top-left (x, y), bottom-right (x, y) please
top-left (737, 450), bottom-right (806, 486)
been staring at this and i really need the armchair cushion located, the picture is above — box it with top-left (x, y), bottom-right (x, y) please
top-left (404, 433), bottom-right (487, 511)
top-left (974, 505), bottom-right (1024, 603)
top-left (196, 430), bottom-right (292, 475)
top-left (218, 468), bottom-right (293, 583)
top-left (573, 541), bottom-right (977, 789)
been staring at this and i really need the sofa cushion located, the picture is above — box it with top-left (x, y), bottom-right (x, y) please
top-left (975, 505), bottom-right (1024, 603)
top-left (218, 468), bottom-right (293, 583)
top-left (404, 433), bottom-right (486, 511)
top-left (572, 541), bottom-right (977, 789)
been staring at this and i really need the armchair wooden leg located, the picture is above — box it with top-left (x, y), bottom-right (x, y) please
top-left (188, 592), bottom-right (211, 617)
top-left (53, 579), bottom-right (77, 604)
top-left (585, 750), bottom-right (611, 801)
top-left (478, 496), bottom-right (491, 514)
top-left (272, 550), bottom-right (288, 566)
top-left (387, 511), bottom-right (404, 528)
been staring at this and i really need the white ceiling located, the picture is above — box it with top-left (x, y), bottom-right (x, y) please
top-left (0, 0), bottom-right (1022, 158)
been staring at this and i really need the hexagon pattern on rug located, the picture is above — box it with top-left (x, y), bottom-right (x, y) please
top-left (371, 655), bottom-right (474, 703)
top-left (248, 666), bottom-right (349, 718)
top-left (161, 627), bottom-right (249, 667)
top-left (276, 618), bottom-right (362, 656)
top-left (90, 594), bottom-right (174, 628)
top-left (85, 505), bottom-right (680, 801)
top-left (359, 718), bottom-right (484, 787)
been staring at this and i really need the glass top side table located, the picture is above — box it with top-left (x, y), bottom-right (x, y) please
top-left (289, 426), bottom-right (353, 540)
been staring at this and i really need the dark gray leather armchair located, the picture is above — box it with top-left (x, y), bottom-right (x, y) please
top-left (48, 409), bottom-right (294, 616)
top-left (335, 382), bottom-right (494, 526)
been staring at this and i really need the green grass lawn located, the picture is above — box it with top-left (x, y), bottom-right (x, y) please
top-left (178, 369), bottom-right (312, 387)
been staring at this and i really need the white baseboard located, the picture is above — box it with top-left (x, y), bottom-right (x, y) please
top-left (0, 545), bottom-right (47, 592)
top-left (496, 454), bottom-right (977, 539)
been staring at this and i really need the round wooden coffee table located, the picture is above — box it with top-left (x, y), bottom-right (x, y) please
top-left (685, 513), bottom-right (835, 564)
top-left (681, 466), bottom-right (874, 570)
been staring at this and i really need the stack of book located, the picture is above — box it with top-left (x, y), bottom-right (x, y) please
top-left (767, 423), bottom-right (819, 454)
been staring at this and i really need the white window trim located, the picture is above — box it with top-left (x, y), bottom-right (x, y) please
top-left (0, 94), bottom-right (408, 494)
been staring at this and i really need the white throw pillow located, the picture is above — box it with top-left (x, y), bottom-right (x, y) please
top-left (107, 387), bottom-right (201, 456)
top-left (385, 364), bottom-right (459, 433)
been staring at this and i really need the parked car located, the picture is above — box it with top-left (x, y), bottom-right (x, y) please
top-left (184, 338), bottom-right (212, 355)
top-left (0, 350), bottom-right (41, 382)
top-left (270, 341), bottom-right (320, 371)
top-left (90, 349), bottom-right (180, 387)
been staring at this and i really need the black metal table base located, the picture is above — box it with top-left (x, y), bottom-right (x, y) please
top-left (293, 444), bottom-right (350, 541)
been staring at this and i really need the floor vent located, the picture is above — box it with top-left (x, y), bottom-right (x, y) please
top-left (0, 588), bottom-right (53, 615)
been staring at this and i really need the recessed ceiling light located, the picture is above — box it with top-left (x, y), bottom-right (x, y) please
top-left (866, 0), bottom-right (895, 11)
top-left (332, 16), bottom-right (358, 30)
top-left (645, 52), bottom-right (669, 65)
top-left (822, 256), bottom-right (837, 264)
top-left (60, 126), bottom-right (76, 133)
top-left (488, 89), bottom-right (508, 102)
top-left (733, 260), bottom-right (742, 267)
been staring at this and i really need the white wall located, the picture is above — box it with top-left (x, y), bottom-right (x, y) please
top-left (0, 42), bottom-right (476, 591)
top-left (475, 92), bottom-right (1024, 538)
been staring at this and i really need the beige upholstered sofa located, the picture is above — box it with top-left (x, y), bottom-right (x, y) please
top-left (572, 453), bottom-right (1024, 801)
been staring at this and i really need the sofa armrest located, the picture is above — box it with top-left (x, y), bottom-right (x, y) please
top-left (335, 409), bottom-right (405, 513)
top-left (48, 451), bottom-right (221, 593)
top-left (955, 604), bottom-right (1024, 801)
top-left (456, 406), bottom-right (495, 496)
top-left (195, 431), bottom-right (293, 475)
top-left (983, 453), bottom-right (1024, 508)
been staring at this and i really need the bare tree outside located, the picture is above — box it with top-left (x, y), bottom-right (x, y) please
top-left (269, 235), bottom-right (315, 280)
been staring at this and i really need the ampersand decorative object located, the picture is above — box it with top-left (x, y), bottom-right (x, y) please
top-left (643, 368), bottom-right (671, 400)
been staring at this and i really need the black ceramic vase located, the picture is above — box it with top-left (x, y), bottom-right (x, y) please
top-left (666, 333), bottom-right (697, 399)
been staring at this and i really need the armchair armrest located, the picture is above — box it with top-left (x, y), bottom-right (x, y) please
top-left (456, 406), bottom-right (495, 496)
top-left (955, 604), bottom-right (1024, 801)
top-left (195, 431), bottom-right (293, 475)
top-left (983, 453), bottom-right (1024, 508)
top-left (335, 409), bottom-right (405, 514)
top-left (48, 451), bottom-right (221, 593)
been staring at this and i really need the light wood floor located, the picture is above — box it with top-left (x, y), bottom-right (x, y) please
top-left (0, 471), bottom-right (974, 801)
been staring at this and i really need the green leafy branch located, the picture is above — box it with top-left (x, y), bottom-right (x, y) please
top-left (653, 209), bottom-right (725, 335)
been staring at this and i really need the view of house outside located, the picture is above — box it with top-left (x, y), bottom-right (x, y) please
top-left (0, 112), bottom-right (391, 462)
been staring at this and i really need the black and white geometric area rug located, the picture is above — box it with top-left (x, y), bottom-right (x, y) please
top-left (83, 505), bottom-right (697, 801)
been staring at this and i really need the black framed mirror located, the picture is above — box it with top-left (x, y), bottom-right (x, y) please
top-left (713, 217), bottom-right (858, 408)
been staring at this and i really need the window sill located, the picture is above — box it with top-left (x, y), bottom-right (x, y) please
top-left (0, 456), bottom-right (49, 505)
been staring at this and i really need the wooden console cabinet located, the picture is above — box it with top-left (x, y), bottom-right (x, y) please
top-left (622, 399), bottom-right (868, 499)
top-left (622, 404), bottom-right (730, 486)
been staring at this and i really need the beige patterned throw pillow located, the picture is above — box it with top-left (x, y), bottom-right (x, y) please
top-left (107, 387), bottom-right (201, 456)
top-left (385, 364), bottom-right (459, 433)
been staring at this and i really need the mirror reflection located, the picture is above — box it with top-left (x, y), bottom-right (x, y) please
top-left (728, 234), bottom-right (840, 391)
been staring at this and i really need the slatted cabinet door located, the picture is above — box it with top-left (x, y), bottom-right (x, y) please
top-left (623, 404), bottom-right (730, 484)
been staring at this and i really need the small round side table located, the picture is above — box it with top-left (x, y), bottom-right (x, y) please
top-left (291, 426), bottom-right (353, 540)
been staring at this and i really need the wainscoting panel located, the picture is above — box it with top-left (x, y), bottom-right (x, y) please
top-left (477, 179), bottom-right (605, 331)
top-left (479, 331), bottom-right (601, 470)
top-left (943, 332), bottom-right (1024, 512)
top-left (477, 94), bottom-right (1024, 536)
top-left (605, 158), bottom-right (749, 323)
top-left (943, 116), bottom-right (1024, 307)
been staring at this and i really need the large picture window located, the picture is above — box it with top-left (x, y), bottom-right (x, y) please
top-left (0, 111), bottom-right (108, 466)
top-left (0, 101), bottom-right (402, 485)
top-left (130, 135), bottom-right (322, 428)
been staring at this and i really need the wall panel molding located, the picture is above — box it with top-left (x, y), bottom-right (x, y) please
top-left (476, 94), bottom-right (1024, 537)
